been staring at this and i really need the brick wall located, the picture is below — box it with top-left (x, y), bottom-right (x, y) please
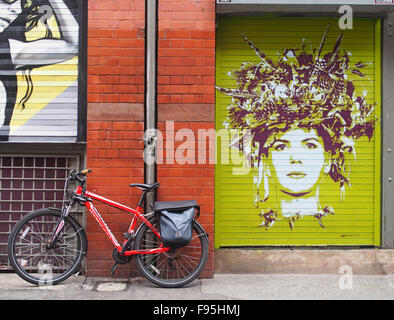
top-left (87, 0), bottom-right (146, 277)
top-left (86, 0), bottom-right (215, 278)
top-left (157, 0), bottom-right (216, 278)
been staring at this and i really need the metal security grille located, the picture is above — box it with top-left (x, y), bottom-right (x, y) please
top-left (0, 155), bottom-right (80, 270)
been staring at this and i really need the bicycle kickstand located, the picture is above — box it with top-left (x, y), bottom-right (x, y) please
top-left (111, 262), bottom-right (119, 276)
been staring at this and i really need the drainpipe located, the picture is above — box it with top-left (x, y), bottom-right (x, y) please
top-left (144, 0), bottom-right (158, 213)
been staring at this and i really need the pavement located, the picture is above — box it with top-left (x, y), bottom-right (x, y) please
top-left (1, 272), bottom-right (394, 301)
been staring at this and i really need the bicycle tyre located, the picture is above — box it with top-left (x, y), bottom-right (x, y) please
top-left (8, 208), bottom-right (87, 286)
top-left (134, 216), bottom-right (208, 288)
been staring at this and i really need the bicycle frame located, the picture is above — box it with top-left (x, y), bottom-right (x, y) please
top-left (74, 185), bottom-right (170, 256)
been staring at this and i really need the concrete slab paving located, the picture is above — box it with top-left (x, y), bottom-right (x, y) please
top-left (0, 272), bottom-right (393, 300)
top-left (202, 274), bottom-right (394, 300)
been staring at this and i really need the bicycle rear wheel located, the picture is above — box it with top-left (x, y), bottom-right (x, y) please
top-left (134, 216), bottom-right (208, 288)
top-left (8, 209), bottom-right (87, 286)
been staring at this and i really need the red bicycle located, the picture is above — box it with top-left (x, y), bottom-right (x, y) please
top-left (7, 169), bottom-right (209, 288)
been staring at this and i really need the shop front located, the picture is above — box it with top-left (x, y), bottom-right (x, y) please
top-left (215, 1), bottom-right (394, 252)
top-left (0, 0), bottom-right (86, 270)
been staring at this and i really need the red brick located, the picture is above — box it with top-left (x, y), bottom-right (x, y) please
top-left (164, 30), bottom-right (191, 39)
top-left (86, 0), bottom-right (215, 279)
top-left (190, 30), bottom-right (215, 39)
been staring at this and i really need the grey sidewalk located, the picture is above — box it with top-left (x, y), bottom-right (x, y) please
top-left (1, 273), bottom-right (394, 300)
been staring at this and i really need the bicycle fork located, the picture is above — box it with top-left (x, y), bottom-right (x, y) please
top-left (49, 202), bottom-right (74, 248)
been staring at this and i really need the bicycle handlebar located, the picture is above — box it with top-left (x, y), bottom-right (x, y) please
top-left (67, 169), bottom-right (92, 185)
top-left (81, 169), bottom-right (92, 175)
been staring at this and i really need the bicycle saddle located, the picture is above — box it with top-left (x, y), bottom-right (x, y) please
top-left (129, 182), bottom-right (160, 191)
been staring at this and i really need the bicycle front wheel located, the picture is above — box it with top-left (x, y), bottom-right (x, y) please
top-left (8, 209), bottom-right (87, 286)
top-left (134, 217), bottom-right (209, 288)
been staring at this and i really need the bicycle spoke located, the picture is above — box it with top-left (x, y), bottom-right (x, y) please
top-left (135, 217), bottom-right (208, 287)
top-left (9, 210), bottom-right (85, 284)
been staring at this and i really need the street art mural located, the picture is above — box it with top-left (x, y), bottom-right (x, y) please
top-left (0, 0), bottom-right (79, 142)
top-left (216, 25), bottom-right (377, 232)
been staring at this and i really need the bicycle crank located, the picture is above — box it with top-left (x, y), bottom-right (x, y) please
top-left (112, 248), bottom-right (133, 264)
top-left (110, 248), bottom-right (133, 276)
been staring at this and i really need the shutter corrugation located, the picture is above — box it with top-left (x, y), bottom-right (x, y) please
top-left (215, 17), bottom-right (381, 247)
top-left (0, 0), bottom-right (81, 142)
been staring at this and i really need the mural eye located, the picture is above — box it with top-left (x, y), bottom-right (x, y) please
top-left (273, 143), bottom-right (287, 151)
top-left (305, 142), bottom-right (318, 149)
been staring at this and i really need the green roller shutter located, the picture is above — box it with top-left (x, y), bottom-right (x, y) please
top-left (215, 16), bottom-right (381, 247)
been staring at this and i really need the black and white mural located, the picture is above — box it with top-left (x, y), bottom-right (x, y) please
top-left (0, 0), bottom-right (81, 142)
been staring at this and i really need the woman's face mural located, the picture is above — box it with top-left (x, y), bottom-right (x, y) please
top-left (217, 26), bottom-right (376, 230)
top-left (269, 128), bottom-right (325, 196)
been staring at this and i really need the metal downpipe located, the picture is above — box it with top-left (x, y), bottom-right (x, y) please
top-left (144, 0), bottom-right (158, 214)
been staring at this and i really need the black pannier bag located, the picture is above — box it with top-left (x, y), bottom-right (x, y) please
top-left (154, 200), bottom-right (200, 249)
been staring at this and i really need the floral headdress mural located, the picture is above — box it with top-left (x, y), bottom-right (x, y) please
top-left (216, 26), bottom-right (376, 230)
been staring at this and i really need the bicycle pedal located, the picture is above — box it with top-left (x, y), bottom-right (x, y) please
top-left (110, 262), bottom-right (119, 276)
